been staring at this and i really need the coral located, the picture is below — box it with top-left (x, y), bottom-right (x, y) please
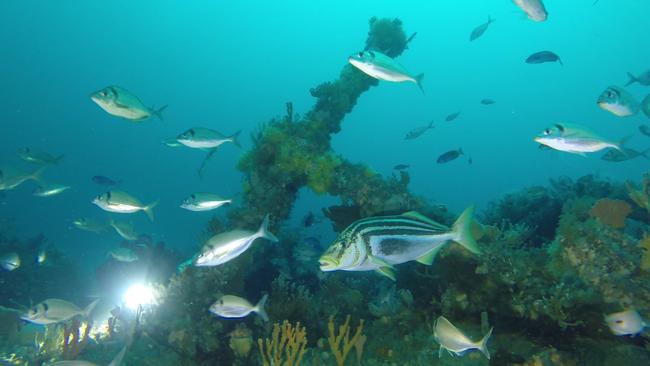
top-left (327, 315), bottom-right (366, 366)
top-left (626, 173), bottom-right (650, 215)
top-left (62, 318), bottom-right (92, 360)
top-left (257, 320), bottom-right (307, 366)
top-left (229, 324), bottom-right (253, 359)
top-left (641, 234), bottom-right (650, 271)
top-left (589, 198), bottom-right (631, 228)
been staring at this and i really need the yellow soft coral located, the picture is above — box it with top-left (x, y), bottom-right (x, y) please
top-left (327, 315), bottom-right (366, 366)
top-left (258, 320), bottom-right (307, 366)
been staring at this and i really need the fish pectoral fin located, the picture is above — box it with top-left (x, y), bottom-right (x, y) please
top-left (368, 254), bottom-right (393, 268)
top-left (114, 100), bottom-right (131, 110)
top-left (375, 266), bottom-right (396, 281)
top-left (416, 246), bottom-right (443, 266)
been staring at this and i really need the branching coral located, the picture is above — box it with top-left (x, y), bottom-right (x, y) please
top-left (257, 320), bottom-right (307, 366)
top-left (327, 315), bottom-right (366, 366)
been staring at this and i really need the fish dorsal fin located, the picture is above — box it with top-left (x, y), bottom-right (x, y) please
top-left (402, 211), bottom-right (448, 228)
top-left (416, 245), bottom-right (444, 265)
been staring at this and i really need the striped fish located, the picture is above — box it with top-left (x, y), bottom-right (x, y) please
top-left (319, 207), bottom-right (479, 280)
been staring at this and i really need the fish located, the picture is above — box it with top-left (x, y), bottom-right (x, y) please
top-left (601, 148), bottom-right (650, 162)
top-left (107, 247), bottom-right (139, 262)
top-left (445, 112), bottom-right (461, 122)
top-left (480, 99), bottom-right (495, 105)
top-left (468, 157), bottom-right (473, 165)
top-left (597, 86), bottom-right (640, 117)
top-left (109, 219), bottom-right (139, 241)
top-left (176, 128), bottom-right (242, 149)
top-left (626, 70), bottom-right (650, 87)
top-left (92, 175), bottom-right (121, 186)
top-left (437, 149), bottom-right (463, 164)
top-left (302, 211), bottom-right (316, 227)
top-left (0, 252), bottom-right (20, 271)
top-left (90, 85), bottom-right (167, 122)
top-left (526, 51), bottom-right (562, 65)
top-left (605, 309), bottom-right (648, 336)
top-left (36, 249), bottom-right (46, 264)
top-left (194, 214), bottom-right (278, 266)
top-left (534, 123), bottom-right (624, 155)
top-left (393, 164), bottom-right (410, 170)
top-left (405, 121), bottom-right (434, 140)
top-left (434, 316), bottom-right (492, 359)
top-left (33, 183), bottom-right (71, 197)
top-left (45, 345), bottom-right (127, 366)
top-left (639, 125), bottom-right (650, 137)
top-left (643, 95), bottom-right (650, 119)
top-left (92, 190), bottom-right (159, 222)
top-left (319, 206), bottom-right (479, 280)
top-left (21, 298), bottom-right (99, 325)
top-left (0, 167), bottom-right (43, 191)
top-left (180, 192), bottom-right (232, 212)
top-left (513, 0), bottom-right (548, 22)
top-left (162, 137), bottom-right (183, 147)
top-left (73, 217), bottom-right (108, 233)
top-left (348, 50), bottom-right (424, 92)
top-left (17, 148), bottom-right (63, 165)
top-left (469, 16), bottom-right (494, 42)
top-left (209, 294), bottom-right (268, 321)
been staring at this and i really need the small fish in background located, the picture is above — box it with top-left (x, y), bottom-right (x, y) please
top-left (176, 128), bottom-right (242, 149)
top-left (17, 148), bottom-right (64, 165)
top-left (109, 219), bottom-right (139, 241)
top-left (469, 16), bottom-right (494, 41)
top-left (73, 217), bottom-right (108, 233)
top-left (36, 249), bottom-right (46, 265)
top-left (534, 123), bottom-right (624, 155)
top-left (0, 167), bottom-right (43, 191)
top-left (526, 51), bottom-right (562, 65)
top-left (107, 247), bottom-right (139, 262)
top-left (601, 148), bottom-right (650, 162)
top-left (405, 121), bottom-right (434, 140)
top-left (468, 157), bottom-right (473, 165)
top-left (641, 125), bottom-right (650, 137)
top-left (209, 294), bottom-right (268, 321)
top-left (90, 85), bottom-right (167, 122)
top-left (480, 99), bottom-right (495, 105)
top-left (180, 192), bottom-right (232, 212)
top-left (513, 0), bottom-right (548, 22)
top-left (21, 298), bottom-right (99, 325)
top-left (445, 112), bottom-right (461, 122)
top-left (605, 309), bottom-right (648, 336)
top-left (348, 50), bottom-right (424, 92)
top-left (434, 316), bottom-right (493, 359)
top-left (393, 164), bottom-right (410, 170)
top-left (92, 175), bottom-right (121, 186)
top-left (162, 137), bottom-right (183, 147)
top-left (33, 183), bottom-right (71, 197)
top-left (625, 70), bottom-right (650, 87)
top-left (0, 252), bottom-right (20, 271)
top-left (194, 214), bottom-right (278, 266)
top-left (302, 211), bottom-right (316, 227)
top-left (437, 149), bottom-right (464, 164)
top-left (93, 190), bottom-right (159, 222)
top-left (597, 86), bottom-right (640, 117)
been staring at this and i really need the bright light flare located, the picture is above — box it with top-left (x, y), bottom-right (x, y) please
top-left (122, 283), bottom-right (155, 310)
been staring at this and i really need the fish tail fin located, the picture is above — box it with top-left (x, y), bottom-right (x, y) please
top-left (415, 73), bottom-right (425, 94)
top-left (643, 95), bottom-right (650, 119)
top-left (459, 148), bottom-right (464, 155)
top-left (258, 214), bottom-right (279, 242)
top-left (477, 326), bottom-right (493, 360)
top-left (488, 15), bottom-right (495, 24)
top-left (641, 148), bottom-right (650, 160)
top-left (626, 72), bottom-right (637, 87)
top-left (28, 167), bottom-right (46, 183)
top-left (152, 105), bottom-right (168, 121)
top-left (108, 346), bottom-right (128, 366)
top-left (229, 130), bottom-right (242, 148)
top-left (255, 294), bottom-right (269, 322)
top-left (428, 120), bottom-right (435, 128)
top-left (83, 298), bottom-right (100, 319)
top-left (616, 135), bottom-right (633, 151)
top-left (54, 155), bottom-right (65, 164)
top-left (558, 57), bottom-right (563, 66)
top-left (143, 200), bottom-right (159, 222)
top-left (452, 206), bottom-right (480, 255)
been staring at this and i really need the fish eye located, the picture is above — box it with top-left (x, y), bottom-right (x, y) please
top-left (607, 92), bottom-right (614, 98)
top-left (543, 129), bottom-right (551, 135)
top-left (358, 52), bottom-right (364, 58)
top-left (615, 320), bottom-right (623, 324)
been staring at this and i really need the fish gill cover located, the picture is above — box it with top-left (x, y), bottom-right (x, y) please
top-left (1, 1), bottom-right (650, 365)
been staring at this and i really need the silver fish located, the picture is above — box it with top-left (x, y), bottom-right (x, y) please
top-left (597, 86), bottom-right (640, 117)
top-left (73, 217), bottom-right (108, 233)
top-left (17, 148), bottom-right (63, 165)
top-left (445, 112), bottom-right (461, 122)
top-left (0, 252), bottom-right (20, 271)
top-left (0, 167), bottom-right (43, 191)
top-left (209, 294), bottom-right (268, 321)
top-left (348, 50), bottom-right (424, 92)
top-left (605, 309), bottom-right (647, 336)
top-left (194, 214), bottom-right (278, 266)
top-left (21, 298), bottom-right (99, 325)
top-left (534, 123), bottom-right (623, 155)
top-left (601, 147), bottom-right (650, 162)
top-left (90, 85), bottom-right (167, 122)
top-left (176, 128), bottom-right (241, 149)
top-left (434, 316), bottom-right (492, 359)
top-left (93, 190), bottom-right (158, 221)
top-left (626, 70), bottom-right (650, 87)
top-left (109, 219), bottom-right (139, 241)
top-left (405, 121), bottom-right (434, 140)
top-left (513, 0), bottom-right (548, 22)
top-left (469, 16), bottom-right (494, 41)
top-left (107, 247), bottom-right (138, 262)
top-left (526, 51), bottom-right (562, 65)
top-left (33, 183), bottom-right (71, 197)
top-left (319, 207), bottom-right (479, 280)
top-left (180, 192), bottom-right (232, 212)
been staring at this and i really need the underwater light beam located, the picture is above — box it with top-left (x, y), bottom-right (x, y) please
top-left (122, 283), bottom-right (155, 310)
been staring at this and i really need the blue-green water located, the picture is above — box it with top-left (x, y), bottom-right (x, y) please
top-left (1, 1), bottom-right (650, 365)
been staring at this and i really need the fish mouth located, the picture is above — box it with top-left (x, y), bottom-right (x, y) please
top-left (318, 257), bottom-right (338, 271)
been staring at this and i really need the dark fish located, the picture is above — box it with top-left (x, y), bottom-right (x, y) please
top-left (526, 51), bottom-right (563, 65)
top-left (469, 16), bottom-right (494, 41)
top-left (445, 112), bottom-right (461, 122)
top-left (481, 99), bottom-right (496, 105)
top-left (437, 149), bottom-right (464, 164)
top-left (639, 125), bottom-right (650, 137)
top-left (468, 157), bottom-right (473, 165)
top-left (303, 211), bottom-right (315, 227)
top-left (405, 121), bottom-right (434, 140)
top-left (393, 164), bottom-right (410, 170)
top-left (92, 175), bottom-right (120, 186)
top-left (601, 148), bottom-right (650, 162)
